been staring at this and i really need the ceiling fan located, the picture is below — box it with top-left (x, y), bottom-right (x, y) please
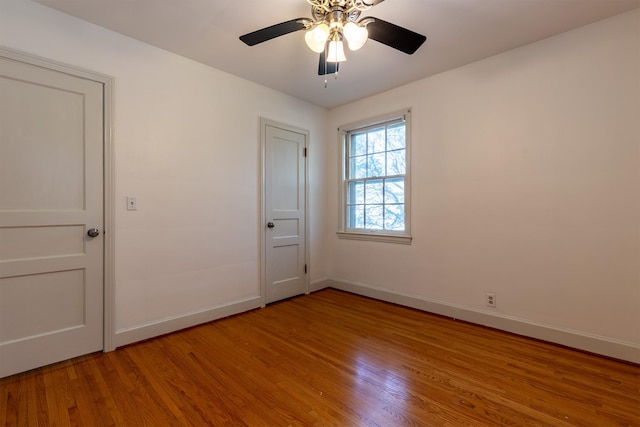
top-left (239, 0), bottom-right (427, 77)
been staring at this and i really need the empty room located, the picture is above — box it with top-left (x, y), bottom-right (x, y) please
top-left (1, 0), bottom-right (639, 425)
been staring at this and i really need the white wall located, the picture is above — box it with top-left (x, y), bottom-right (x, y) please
top-left (327, 10), bottom-right (640, 359)
top-left (0, 0), bottom-right (328, 343)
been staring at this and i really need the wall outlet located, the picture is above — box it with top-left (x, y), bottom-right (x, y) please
top-left (486, 292), bottom-right (496, 308)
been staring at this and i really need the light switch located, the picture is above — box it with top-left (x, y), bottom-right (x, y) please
top-left (126, 196), bottom-right (138, 211)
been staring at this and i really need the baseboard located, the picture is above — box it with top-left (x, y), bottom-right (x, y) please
top-left (328, 279), bottom-right (640, 364)
top-left (114, 296), bottom-right (262, 348)
top-left (309, 277), bottom-right (331, 293)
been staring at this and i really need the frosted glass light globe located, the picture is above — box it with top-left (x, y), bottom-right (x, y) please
top-left (305, 23), bottom-right (330, 53)
top-left (327, 40), bottom-right (347, 62)
top-left (343, 22), bottom-right (368, 51)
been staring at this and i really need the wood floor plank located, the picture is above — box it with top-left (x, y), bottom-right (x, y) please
top-left (1, 288), bottom-right (638, 426)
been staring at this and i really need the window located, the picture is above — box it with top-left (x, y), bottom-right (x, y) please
top-left (338, 110), bottom-right (412, 244)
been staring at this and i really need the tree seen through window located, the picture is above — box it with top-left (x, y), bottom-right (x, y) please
top-left (346, 121), bottom-right (406, 231)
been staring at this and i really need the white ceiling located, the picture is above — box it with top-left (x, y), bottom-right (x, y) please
top-left (33, 0), bottom-right (640, 109)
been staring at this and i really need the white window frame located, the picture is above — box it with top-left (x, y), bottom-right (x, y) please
top-left (337, 109), bottom-right (412, 245)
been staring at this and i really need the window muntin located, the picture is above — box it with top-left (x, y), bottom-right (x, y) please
top-left (340, 112), bottom-right (411, 243)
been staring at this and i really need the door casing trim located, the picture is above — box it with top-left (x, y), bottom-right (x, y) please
top-left (0, 46), bottom-right (116, 352)
top-left (260, 118), bottom-right (310, 307)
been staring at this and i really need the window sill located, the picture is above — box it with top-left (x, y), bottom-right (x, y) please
top-left (337, 231), bottom-right (412, 245)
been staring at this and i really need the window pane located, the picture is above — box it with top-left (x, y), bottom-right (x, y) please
top-left (387, 123), bottom-right (405, 150)
top-left (386, 149), bottom-right (405, 176)
top-left (367, 153), bottom-right (385, 177)
top-left (348, 204), bottom-right (364, 228)
top-left (343, 113), bottom-right (409, 238)
top-left (350, 155), bottom-right (367, 179)
top-left (365, 205), bottom-right (384, 229)
top-left (348, 181), bottom-right (364, 204)
top-left (367, 128), bottom-right (386, 154)
top-left (384, 204), bottom-right (405, 230)
top-left (384, 178), bottom-right (404, 204)
top-left (350, 133), bottom-right (367, 157)
top-left (365, 179), bottom-right (383, 204)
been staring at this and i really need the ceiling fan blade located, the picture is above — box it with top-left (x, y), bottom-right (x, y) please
top-left (366, 17), bottom-right (426, 55)
top-left (240, 18), bottom-right (307, 46)
top-left (318, 52), bottom-right (340, 75)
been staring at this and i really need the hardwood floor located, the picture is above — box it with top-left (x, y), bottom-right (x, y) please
top-left (1, 288), bottom-right (638, 426)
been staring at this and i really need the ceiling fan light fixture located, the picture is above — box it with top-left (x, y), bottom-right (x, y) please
top-left (343, 21), bottom-right (368, 51)
top-left (240, 0), bottom-right (427, 80)
top-left (305, 22), bottom-right (330, 53)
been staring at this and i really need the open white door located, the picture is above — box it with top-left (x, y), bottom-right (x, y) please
top-left (0, 54), bottom-right (105, 378)
top-left (262, 119), bottom-right (307, 305)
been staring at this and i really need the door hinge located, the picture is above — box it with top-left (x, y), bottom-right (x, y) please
top-left (304, 147), bottom-right (307, 157)
top-left (304, 264), bottom-right (307, 274)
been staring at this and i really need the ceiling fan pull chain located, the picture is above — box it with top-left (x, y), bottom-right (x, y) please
top-left (324, 44), bottom-right (329, 88)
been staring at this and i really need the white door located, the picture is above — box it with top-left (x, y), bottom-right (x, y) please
top-left (0, 55), bottom-right (104, 378)
top-left (263, 120), bottom-right (307, 304)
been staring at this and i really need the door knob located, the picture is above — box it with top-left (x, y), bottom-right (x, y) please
top-left (267, 222), bottom-right (275, 229)
top-left (87, 228), bottom-right (100, 238)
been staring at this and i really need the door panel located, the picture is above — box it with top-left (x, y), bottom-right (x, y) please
top-left (0, 270), bottom-right (86, 342)
top-left (0, 56), bottom-right (104, 378)
top-left (0, 225), bottom-right (85, 260)
top-left (264, 122), bottom-right (307, 304)
top-left (0, 76), bottom-right (85, 210)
